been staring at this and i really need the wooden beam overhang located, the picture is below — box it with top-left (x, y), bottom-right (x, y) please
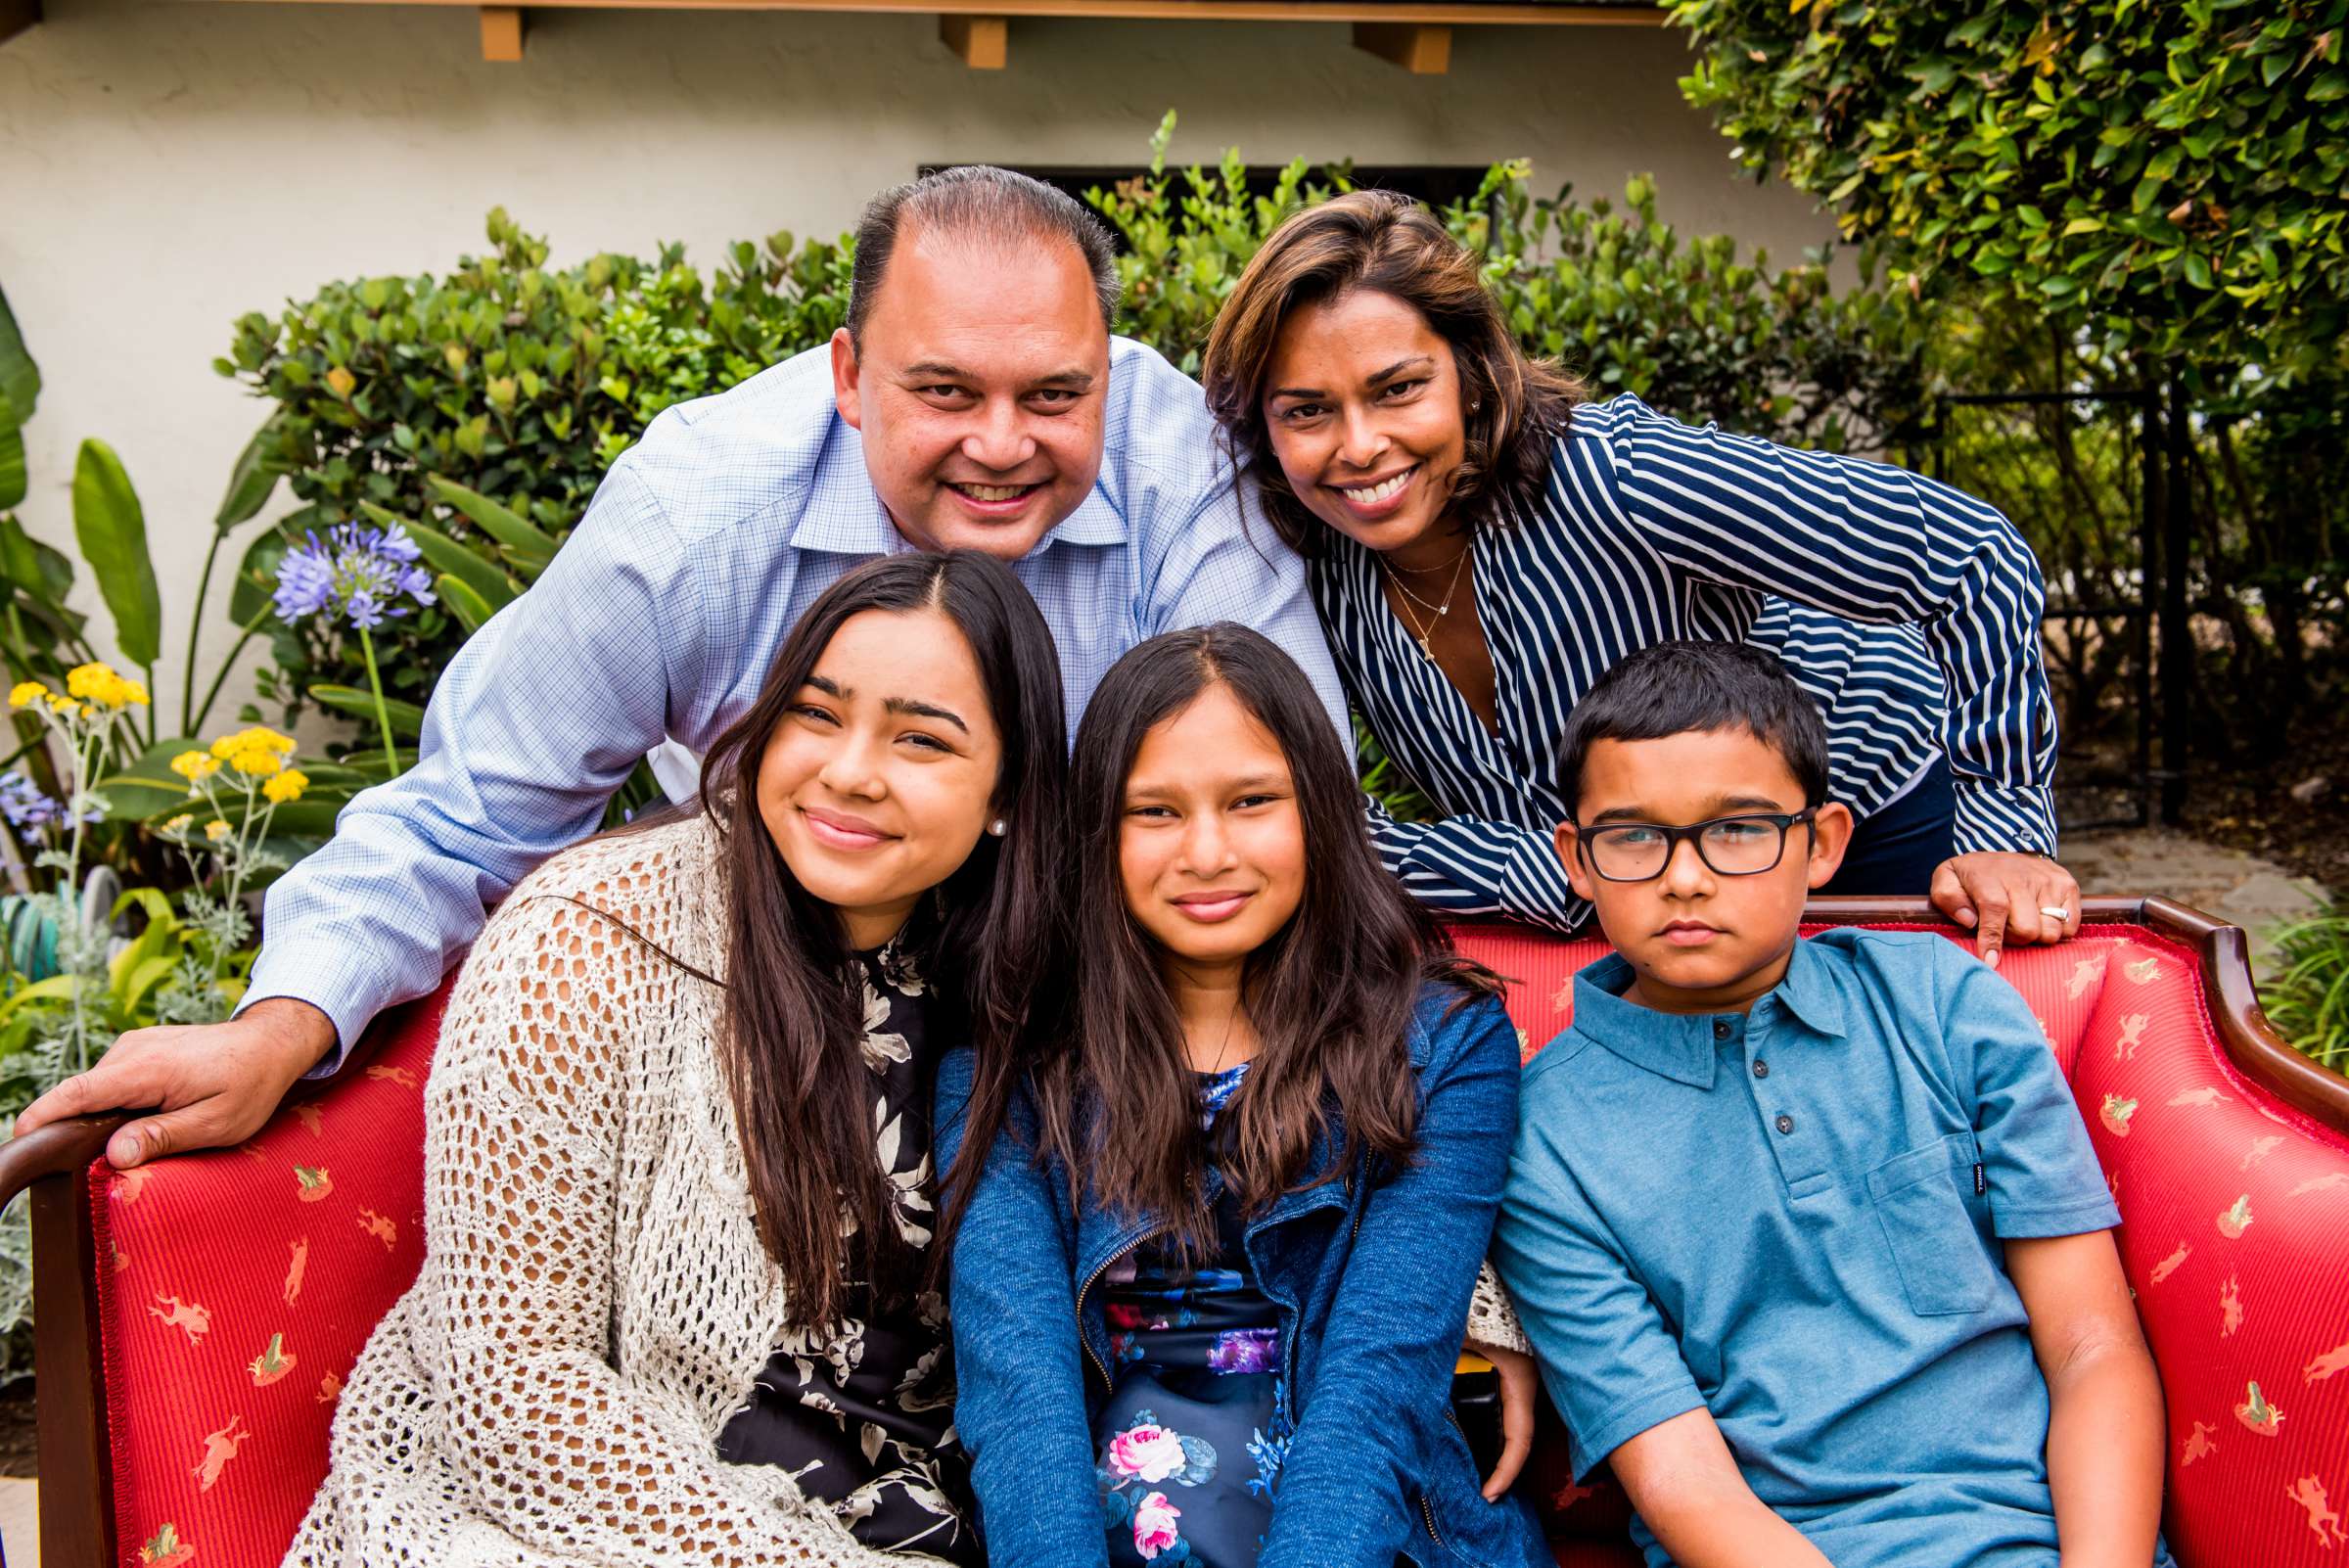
top-left (0, 0), bottom-right (42, 49)
top-left (193, 0), bottom-right (1659, 69)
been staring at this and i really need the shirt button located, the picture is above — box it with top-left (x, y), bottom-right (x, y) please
top-left (1713, 1019), bottom-right (1731, 1040)
top-left (1775, 1113), bottom-right (1795, 1135)
top-left (1753, 1060), bottom-right (1770, 1079)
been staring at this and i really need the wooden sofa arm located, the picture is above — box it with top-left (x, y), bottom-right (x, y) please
top-left (2, 1110), bottom-right (135, 1568)
top-left (0, 1112), bottom-right (132, 1210)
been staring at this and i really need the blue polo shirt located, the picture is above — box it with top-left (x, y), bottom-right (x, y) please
top-left (1495, 930), bottom-right (2163, 1568)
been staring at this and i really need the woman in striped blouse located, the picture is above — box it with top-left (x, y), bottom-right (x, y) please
top-left (1199, 190), bottom-right (2080, 964)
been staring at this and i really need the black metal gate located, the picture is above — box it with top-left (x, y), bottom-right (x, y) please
top-left (1921, 385), bottom-right (2191, 834)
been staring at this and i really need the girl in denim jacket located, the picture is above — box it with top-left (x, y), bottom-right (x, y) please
top-left (939, 623), bottom-right (1549, 1568)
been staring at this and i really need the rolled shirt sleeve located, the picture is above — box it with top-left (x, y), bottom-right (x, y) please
top-left (1571, 399), bottom-right (2059, 856)
top-left (1361, 792), bottom-right (1587, 934)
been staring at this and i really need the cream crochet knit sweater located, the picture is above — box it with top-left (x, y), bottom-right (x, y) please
top-left (285, 816), bottom-right (928, 1568)
top-left (285, 813), bottom-right (1530, 1567)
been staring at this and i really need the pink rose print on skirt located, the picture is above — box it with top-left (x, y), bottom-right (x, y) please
top-left (1109, 1422), bottom-right (1190, 1484)
top-left (1133, 1491), bottom-right (1183, 1559)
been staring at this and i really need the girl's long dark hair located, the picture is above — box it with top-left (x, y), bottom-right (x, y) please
top-left (695, 551), bottom-right (1066, 1327)
top-left (1028, 623), bottom-right (1497, 1251)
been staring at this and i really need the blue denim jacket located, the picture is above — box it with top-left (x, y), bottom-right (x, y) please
top-left (938, 983), bottom-right (1550, 1568)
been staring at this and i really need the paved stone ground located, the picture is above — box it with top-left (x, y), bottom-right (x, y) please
top-left (2065, 826), bottom-right (2330, 966)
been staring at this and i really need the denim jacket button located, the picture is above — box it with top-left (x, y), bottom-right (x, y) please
top-left (1775, 1113), bottom-right (1795, 1135)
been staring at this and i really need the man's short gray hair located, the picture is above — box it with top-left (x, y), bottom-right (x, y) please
top-left (848, 165), bottom-right (1121, 345)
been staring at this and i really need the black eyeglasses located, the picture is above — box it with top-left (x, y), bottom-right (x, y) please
top-left (1575, 809), bottom-right (1818, 883)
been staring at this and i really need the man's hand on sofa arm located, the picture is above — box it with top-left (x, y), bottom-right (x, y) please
top-left (13, 997), bottom-right (337, 1169)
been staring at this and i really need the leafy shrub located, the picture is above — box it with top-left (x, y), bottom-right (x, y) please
top-left (2257, 905), bottom-right (2349, 1073)
top-left (1667, 0), bottom-right (2349, 382)
top-left (1467, 167), bottom-right (1929, 451)
top-left (218, 214), bottom-right (852, 713)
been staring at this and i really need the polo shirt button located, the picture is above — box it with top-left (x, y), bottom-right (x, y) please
top-left (1753, 1060), bottom-right (1770, 1079)
top-left (1775, 1113), bottom-right (1795, 1134)
top-left (1713, 1019), bottom-right (1731, 1040)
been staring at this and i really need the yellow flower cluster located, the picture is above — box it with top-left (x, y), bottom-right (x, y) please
top-left (10, 681), bottom-right (84, 719)
top-left (9, 664), bottom-right (149, 722)
top-left (170, 751), bottom-right (223, 785)
top-left (161, 813), bottom-right (194, 836)
top-left (262, 768), bottom-right (309, 805)
top-left (66, 663), bottom-right (149, 711)
top-left (205, 819), bottom-right (232, 843)
top-left (210, 726), bottom-right (298, 779)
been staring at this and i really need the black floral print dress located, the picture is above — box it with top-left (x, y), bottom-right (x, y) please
top-left (1092, 1063), bottom-right (1292, 1568)
top-left (717, 940), bottom-right (982, 1565)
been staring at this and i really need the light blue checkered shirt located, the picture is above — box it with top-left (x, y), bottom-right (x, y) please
top-left (248, 339), bottom-right (1347, 1061)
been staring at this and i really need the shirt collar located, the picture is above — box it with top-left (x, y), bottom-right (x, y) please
top-left (1572, 938), bottom-right (1846, 1089)
top-left (790, 409), bottom-right (1128, 557)
top-left (1771, 937), bottom-right (1849, 1039)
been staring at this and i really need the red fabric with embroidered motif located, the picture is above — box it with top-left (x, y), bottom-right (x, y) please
top-left (1445, 923), bottom-right (2349, 1568)
top-left (93, 989), bottom-right (444, 1568)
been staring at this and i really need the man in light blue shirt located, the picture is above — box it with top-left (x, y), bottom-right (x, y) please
top-left (23, 165), bottom-right (1345, 1166)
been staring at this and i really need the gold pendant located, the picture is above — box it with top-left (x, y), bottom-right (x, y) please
top-left (1418, 635), bottom-right (1434, 660)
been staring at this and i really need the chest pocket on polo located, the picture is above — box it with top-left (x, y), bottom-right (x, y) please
top-left (1865, 1132), bottom-right (2000, 1315)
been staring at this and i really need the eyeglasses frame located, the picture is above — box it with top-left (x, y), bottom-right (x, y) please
top-left (1571, 807), bottom-right (1821, 884)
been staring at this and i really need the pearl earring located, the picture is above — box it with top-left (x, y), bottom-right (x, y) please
top-left (989, 818), bottom-right (1008, 837)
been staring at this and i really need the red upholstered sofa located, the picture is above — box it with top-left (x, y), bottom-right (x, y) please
top-left (5, 897), bottom-right (2347, 1568)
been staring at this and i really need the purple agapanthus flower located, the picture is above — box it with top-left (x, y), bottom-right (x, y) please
top-left (273, 521), bottom-right (438, 631)
top-left (0, 768), bottom-right (65, 833)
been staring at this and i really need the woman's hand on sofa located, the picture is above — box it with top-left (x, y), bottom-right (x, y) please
top-left (13, 997), bottom-right (335, 1168)
top-left (1930, 853), bottom-right (2084, 965)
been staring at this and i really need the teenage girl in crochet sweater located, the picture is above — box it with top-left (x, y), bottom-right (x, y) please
top-left (287, 552), bottom-right (1065, 1568)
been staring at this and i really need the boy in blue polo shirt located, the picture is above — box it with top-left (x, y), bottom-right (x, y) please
top-left (1492, 641), bottom-right (2170, 1568)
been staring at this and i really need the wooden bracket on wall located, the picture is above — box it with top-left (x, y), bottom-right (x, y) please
top-left (0, 0), bottom-right (42, 49)
top-left (940, 13), bottom-right (1008, 67)
top-left (1352, 20), bottom-right (1449, 73)
top-left (481, 5), bottom-right (527, 60)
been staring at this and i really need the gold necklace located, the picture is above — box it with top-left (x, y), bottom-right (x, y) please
top-left (1385, 539), bottom-right (1472, 577)
top-left (1380, 546), bottom-right (1472, 660)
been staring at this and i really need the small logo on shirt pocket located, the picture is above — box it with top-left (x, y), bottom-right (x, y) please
top-left (1865, 1135), bottom-right (2000, 1315)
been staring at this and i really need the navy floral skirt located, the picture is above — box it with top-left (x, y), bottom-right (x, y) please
top-left (1094, 1181), bottom-right (1289, 1565)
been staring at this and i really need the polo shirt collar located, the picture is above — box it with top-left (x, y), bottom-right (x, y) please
top-left (1770, 936), bottom-right (1849, 1039)
top-left (1573, 938), bottom-right (1847, 1088)
top-left (790, 410), bottom-right (1128, 557)
top-left (1573, 955), bottom-right (1719, 1090)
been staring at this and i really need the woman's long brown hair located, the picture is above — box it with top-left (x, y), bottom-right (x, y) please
top-left (1200, 189), bottom-right (1585, 556)
top-left (691, 552), bottom-right (1067, 1327)
top-left (1027, 623), bottom-right (1499, 1254)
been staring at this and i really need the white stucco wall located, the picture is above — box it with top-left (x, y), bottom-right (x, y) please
top-left (0, 0), bottom-right (1830, 715)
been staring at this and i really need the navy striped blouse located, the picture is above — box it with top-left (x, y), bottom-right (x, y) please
top-left (1337, 394), bottom-right (2058, 931)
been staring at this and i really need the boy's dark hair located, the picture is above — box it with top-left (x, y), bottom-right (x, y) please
top-left (1556, 640), bottom-right (1832, 817)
